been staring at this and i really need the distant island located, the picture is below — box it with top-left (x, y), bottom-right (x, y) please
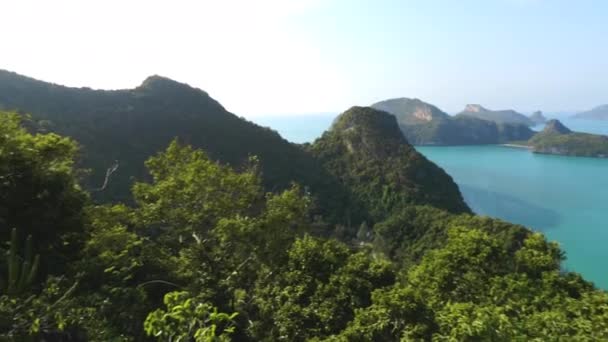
top-left (529, 111), bottom-right (547, 124)
top-left (457, 104), bottom-right (535, 126)
top-left (371, 98), bottom-right (535, 145)
top-left (572, 104), bottom-right (608, 121)
top-left (511, 119), bottom-right (608, 158)
top-left (372, 98), bottom-right (608, 158)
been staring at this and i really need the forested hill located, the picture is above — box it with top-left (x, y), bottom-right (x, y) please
top-left (309, 106), bottom-right (470, 218)
top-left (0, 70), bottom-right (470, 227)
top-left (3, 108), bottom-right (608, 341)
top-left (0, 70), bottom-right (339, 206)
top-left (526, 119), bottom-right (608, 158)
top-left (2, 71), bottom-right (608, 340)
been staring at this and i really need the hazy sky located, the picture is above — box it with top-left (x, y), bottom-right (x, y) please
top-left (2, 0), bottom-right (607, 116)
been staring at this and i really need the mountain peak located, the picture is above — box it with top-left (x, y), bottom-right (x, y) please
top-left (330, 106), bottom-right (407, 146)
top-left (529, 110), bottom-right (547, 124)
top-left (463, 104), bottom-right (489, 113)
top-left (371, 97), bottom-right (450, 124)
top-left (312, 106), bottom-right (470, 216)
top-left (543, 119), bottom-right (572, 134)
top-left (138, 75), bottom-right (196, 92)
top-left (134, 75), bottom-right (222, 110)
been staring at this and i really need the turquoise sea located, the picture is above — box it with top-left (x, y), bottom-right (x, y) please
top-left (252, 114), bottom-right (608, 288)
top-left (417, 145), bottom-right (608, 288)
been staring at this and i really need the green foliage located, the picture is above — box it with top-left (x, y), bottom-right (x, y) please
top-left (0, 111), bottom-right (86, 271)
top-left (330, 227), bottom-right (608, 341)
top-left (251, 235), bottom-right (394, 341)
top-left (529, 131), bottom-right (608, 157)
top-left (0, 70), bottom-right (351, 229)
top-left (400, 115), bottom-right (535, 146)
top-left (0, 98), bottom-right (607, 341)
top-left (372, 205), bottom-right (528, 271)
top-left (0, 276), bottom-right (93, 341)
top-left (1, 228), bottom-right (40, 295)
top-left (133, 139), bottom-right (262, 248)
top-left (323, 286), bottom-right (435, 341)
top-left (144, 291), bottom-right (238, 342)
top-left (309, 107), bottom-right (470, 223)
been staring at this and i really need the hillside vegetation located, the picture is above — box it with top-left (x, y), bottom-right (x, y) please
top-left (527, 119), bottom-right (608, 157)
top-left (1, 72), bottom-right (607, 341)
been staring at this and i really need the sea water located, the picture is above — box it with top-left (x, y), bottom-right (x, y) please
top-left (253, 114), bottom-right (608, 288)
top-left (417, 145), bottom-right (608, 288)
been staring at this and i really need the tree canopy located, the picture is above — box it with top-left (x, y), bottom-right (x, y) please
top-left (0, 104), bottom-right (607, 341)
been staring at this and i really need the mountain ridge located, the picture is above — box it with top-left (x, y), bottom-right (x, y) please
top-left (0, 69), bottom-right (470, 227)
top-left (310, 106), bottom-right (470, 218)
top-left (456, 104), bottom-right (535, 126)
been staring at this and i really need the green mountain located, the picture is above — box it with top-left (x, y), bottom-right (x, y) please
top-left (2, 73), bottom-right (608, 341)
top-left (0, 70), bottom-right (470, 226)
top-left (0, 70), bottom-right (340, 203)
top-left (572, 104), bottom-right (608, 120)
top-left (528, 119), bottom-right (608, 157)
top-left (371, 98), bottom-right (535, 145)
top-left (457, 104), bottom-right (535, 126)
top-left (309, 106), bottom-right (470, 219)
top-left (529, 110), bottom-right (547, 124)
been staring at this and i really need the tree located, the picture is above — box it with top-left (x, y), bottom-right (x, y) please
top-left (144, 291), bottom-right (238, 342)
top-left (132, 139), bottom-right (261, 249)
top-left (0, 112), bottom-right (86, 271)
top-left (1, 228), bottom-right (40, 295)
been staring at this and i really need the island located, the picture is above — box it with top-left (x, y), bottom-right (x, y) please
top-left (371, 98), bottom-right (535, 145)
top-left (529, 110), bottom-right (547, 124)
top-left (456, 104), bottom-right (535, 126)
top-left (511, 119), bottom-right (608, 158)
top-left (572, 104), bottom-right (608, 121)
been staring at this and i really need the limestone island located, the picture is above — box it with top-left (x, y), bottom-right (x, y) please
top-left (510, 119), bottom-right (608, 158)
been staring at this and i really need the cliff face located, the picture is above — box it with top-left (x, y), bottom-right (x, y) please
top-left (310, 106), bottom-right (471, 219)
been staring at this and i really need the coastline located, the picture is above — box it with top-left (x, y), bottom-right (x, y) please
top-left (500, 143), bottom-right (532, 150)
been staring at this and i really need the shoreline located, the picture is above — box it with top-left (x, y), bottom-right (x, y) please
top-left (500, 143), bottom-right (532, 150)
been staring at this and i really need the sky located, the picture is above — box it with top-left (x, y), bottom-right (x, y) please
top-left (1, 0), bottom-right (607, 116)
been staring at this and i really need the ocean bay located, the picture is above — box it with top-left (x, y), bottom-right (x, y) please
top-left (417, 145), bottom-right (608, 288)
top-left (257, 114), bottom-right (608, 288)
